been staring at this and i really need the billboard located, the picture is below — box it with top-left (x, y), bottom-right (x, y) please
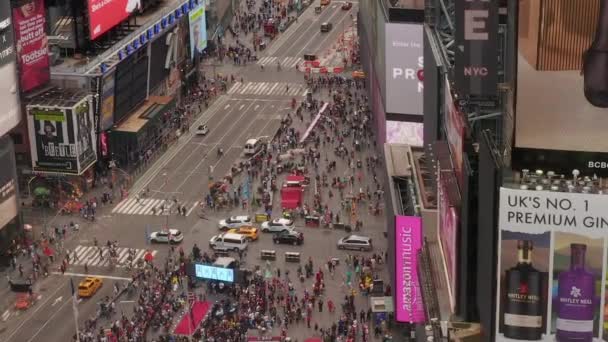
top-left (87, 0), bottom-right (140, 40)
top-left (100, 70), bottom-right (116, 130)
top-left (0, 139), bottom-right (17, 229)
top-left (386, 120), bottom-right (423, 147)
top-left (13, 0), bottom-right (50, 92)
top-left (188, 2), bottom-right (207, 59)
top-left (385, 23), bottom-right (423, 115)
top-left (444, 76), bottom-right (465, 190)
top-left (28, 100), bottom-right (97, 174)
top-left (194, 264), bottom-right (234, 282)
top-left (74, 101), bottom-right (97, 172)
top-left (496, 187), bottom-right (608, 341)
top-left (454, 0), bottom-right (498, 96)
top-left (438, 170), bottom-right (458, 311)
top-left (0, 0), bottom-right (21, 137)
top-left (395, 215), bottom-right (425, 323)
top-left (512, 0), bottom-right (608, 175)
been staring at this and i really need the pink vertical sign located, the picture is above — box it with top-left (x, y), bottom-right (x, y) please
top-left (395, 215), bottom-right (425, 322)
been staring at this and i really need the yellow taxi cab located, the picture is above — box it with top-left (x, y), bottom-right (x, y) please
top-left (320, 0), bottom-right (331, 5)
top-left (228, 227), bottom-right (259, 241)
top-left (78, 277), bottom-right (103, 298)
top-left (352, 70), bottom-right (366, 79)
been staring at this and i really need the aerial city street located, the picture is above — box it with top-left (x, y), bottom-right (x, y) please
top-left (2, 0), bottom-right (588, 342)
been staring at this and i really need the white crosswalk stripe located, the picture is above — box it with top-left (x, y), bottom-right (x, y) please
top-left (111, 197), bottom-right (200, 216)
top-left (70, 246), bottom-right (156, 268)
top-left (257, 56), bottom-right (303, 68)
top-left (230, 82), bottom-right (307, 97)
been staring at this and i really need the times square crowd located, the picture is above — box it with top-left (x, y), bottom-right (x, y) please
top-left (72, 69), bottom-right (395, 341)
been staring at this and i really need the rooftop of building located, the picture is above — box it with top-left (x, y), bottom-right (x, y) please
top-left (50, 0), bottom-right (188, 77)
top-left (23, 87), bottom-right (90, 108)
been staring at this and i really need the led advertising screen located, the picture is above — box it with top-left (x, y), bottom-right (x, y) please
top-left (0, 139), bottom-right (17, 229)
top-left (87, 0), bottom-right (140, 40)
top-left (512, 0), bottom-right (608, 175)
top-left (386, 120), bottom-right (423, 147)
top-left (385, 23), bottom-right (423, 115)
top-left (195, 264), bottom-right (234, 283)
top-left (495, 187), bottom-right (608, 341)
top-left (100, 70), bottom-right (116, 130)
top-left (13, 0), bottom-right (50, 92)
top-left (188, 2), bottom-right (207, 59)
top-left (395, 215), bottom-right (425, 323)
top-left (438, 170), bottom-right (458, 311)
top-left (0, 0), bottom-right (20, 137)
top-left (444, 76), bottom-right (465, 191)
top-left (74, 101), bottom-right (97, 172)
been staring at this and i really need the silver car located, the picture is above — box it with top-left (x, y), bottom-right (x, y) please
top-left (337, 235), bottom-right (373, 251)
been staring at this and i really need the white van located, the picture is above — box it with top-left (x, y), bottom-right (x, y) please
top-left (244, 139), bottom-right (263, 156)
top-left (209, 233), bottom-right (249, 252)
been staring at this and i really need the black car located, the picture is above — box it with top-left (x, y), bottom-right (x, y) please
top-left (273, 230), bottom-right (304, 245)
top-left (320, 22), bottom-right (333, 33)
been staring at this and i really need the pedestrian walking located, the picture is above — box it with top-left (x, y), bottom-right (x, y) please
top-left (318, 298), bottom-right (323, 312)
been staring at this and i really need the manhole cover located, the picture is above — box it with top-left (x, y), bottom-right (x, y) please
top-left (0, 327), bottom-right (7, 333)
top-left (192, 228), bottom-right (200, 234)
top-left (39, 287), bottom-right (47, 292)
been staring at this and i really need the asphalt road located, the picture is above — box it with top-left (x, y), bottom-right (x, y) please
top-left (0, 1), bottom-right (391, 341)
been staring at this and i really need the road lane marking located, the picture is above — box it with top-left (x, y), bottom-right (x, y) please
top-left (51, 296), bottom-right (63, 306)
top-left (186, 201), bottom-right (198, 217)
top-left (52, 272), bottom-right (132, 281)
top-left (5, 280), bottom-right (66, 342)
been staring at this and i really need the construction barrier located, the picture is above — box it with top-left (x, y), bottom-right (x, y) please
top-left (261, 250), bottom-right (277, 260)
top-left (285, 252), bottom-right (301, 263)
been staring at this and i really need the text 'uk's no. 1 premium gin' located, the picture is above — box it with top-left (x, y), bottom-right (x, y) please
top-left (556, 243), bottom-right (595, 342)
top-left (503, 240), bottom-right (544, 340)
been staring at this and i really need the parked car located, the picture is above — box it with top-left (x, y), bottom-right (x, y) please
top-left (196, 124), bottom-right (209, 135)
top-left (261, 218), bottom-right (295, 233)
top-left (320, 22), bottom-right (333, 33)
top-left (78, 277), bottom-right (103, 298)
top-left (228, 227), bottom-right (259, 241)
top-left (273, 230), bottom-right (304, 245)
top-left (278, 22), bottom-right (287, 32)
top-left (341, 1), bottom-right (352, 10)
top-left (337, 235), bottom-right (373, 251)
top-left (150, 229), bottom-right (184, 244)
top-left (218, 216), bottom-right (253, 230)
top-left (320, 0), bottom-right (330, 5)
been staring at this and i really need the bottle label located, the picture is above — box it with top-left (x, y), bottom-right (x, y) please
top-left (556, 318), bottom-right (593, 332)
top-left (504, 313), bottom-right (542, 328)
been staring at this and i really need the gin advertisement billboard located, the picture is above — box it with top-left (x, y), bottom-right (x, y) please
top-left (395, 215), bottom-right (425, 323)
top-left (496, 187), bottom-right (608, 341)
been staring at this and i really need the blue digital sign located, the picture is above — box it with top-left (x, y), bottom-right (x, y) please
top-left (195, 264), bottom-right (234, 282)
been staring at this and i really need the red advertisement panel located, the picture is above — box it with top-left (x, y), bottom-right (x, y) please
top-left (438, 170), bottom-right (458, 311)
top-left (13, 0), bottom-right (50, 92)
top-left (444, 76), bottom-right (465, 189)
top-left (88, 0), bottom-right (139, 40)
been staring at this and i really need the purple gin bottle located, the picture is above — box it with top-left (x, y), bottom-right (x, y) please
top-left (556, 243), bottom-right (595, 341)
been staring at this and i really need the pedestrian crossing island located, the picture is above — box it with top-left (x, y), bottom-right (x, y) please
top-left (112, 197), bottom-right (199, 216)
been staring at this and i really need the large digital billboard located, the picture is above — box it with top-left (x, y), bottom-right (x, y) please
top-left (512, 0), bottom-right (608, 175)
top-left (100, 70), bottom-right (116, 130)
top-left (444, 76), bottom-right (465, 190)
top-left (188, 2), bottom-right (207, 59)
top-left (195, 264), bottom-right (234, 282)
top-left (438, 170), bottom-right (458, 311)
top-left (0, 0), bottom-right (20, 137)
top-left (496, 187), bottom-right (608, 341)
top-left (28, 100), bottom-right (97, 174)
top-left (454, 0), bottom-right (498, 96)
top-left (386, 120), bottom-right (423, 147)
top-left (0, 138), bottom-right (17, 229)
top-left (87, 0), bottom-right (140, 40)
top-left (385, 23), bottom-right (423, 115)
top-left (13, 0), bottom-right (50, 92)
top-left (395, 215), bottom-right (425, 323)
